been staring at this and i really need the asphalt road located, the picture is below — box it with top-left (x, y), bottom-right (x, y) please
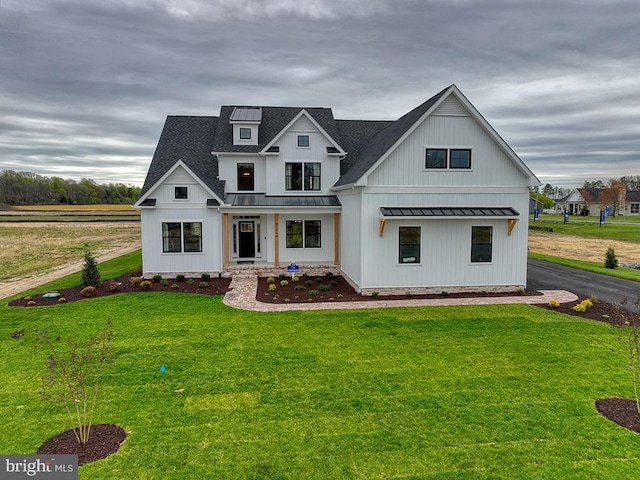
top-left (527, 257), bottom-right (640, 311)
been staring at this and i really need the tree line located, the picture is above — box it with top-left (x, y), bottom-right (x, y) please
top-left (0, 170), bottom-right (141, 206)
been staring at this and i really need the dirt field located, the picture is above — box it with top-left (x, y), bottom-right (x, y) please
top-left (528, 231), bottom-right (640, 264)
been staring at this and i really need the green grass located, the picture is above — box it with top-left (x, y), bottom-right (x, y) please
top-left (530, 215), bottom-right (640, 241)
top-left (3, 285), bottom-right (640, 478)
top-left (529, 252), bottom-right (640, 283)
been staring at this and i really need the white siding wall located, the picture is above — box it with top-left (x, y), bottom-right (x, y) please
top-left (368, 115), bottom-right (527, 187)
top-left (140, 166), bottom-right (222, 275)
top-left (358, 191), bottom-right (530, 290)
top-left (277, 213), bottom-right (335, 264)
top-left (218, 154), bottom-right (266, 193)
top-left (336, 190), bottom-right (362, 287)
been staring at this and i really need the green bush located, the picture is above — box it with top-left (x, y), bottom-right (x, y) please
top-left (199, 281), bottom-right (208, 288)
top-left (171, 283), bottom-right (180, 290)
top-left (139, 281), bottom-right (153, 291)
top-left (130, 276), bottom-right (142, 288)
top-left (176, 274), bottom-right (186, 282)
top-left (308, 289), bottom-right (319, 296)
top-left (280, 280), bottom-right (289, 286)
top-left (605, 247), bottom-right (618, 269)
top-left (318, 284), bottom-right (330, 292)
top-left (80, 286), bottom-right (97, 298)
top-left (81, 249), bottom-right (101, 287)
top-left (152, 275), bottom-right (162, 283)
top-left (294, 285), bottom-right (306, 291)
top-left (304, 280), bottom-right (313, 287)
top-left (201, 273), bottom-right (211, 281)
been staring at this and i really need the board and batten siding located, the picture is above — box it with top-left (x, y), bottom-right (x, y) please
top-left (358, 191), bottom-right (530, 290)
top-left (276, 213), bottom-right (336, 264)
top-left (336, 190), bottom-right (363, 288)
top-left (217, 154), bottom-right (266, 193)
top-left (368, 115), bottom-right (527, 187)
top-left (140, 166), bottom-right (222, 275)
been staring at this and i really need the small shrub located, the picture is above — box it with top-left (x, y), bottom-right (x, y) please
top-left (324, 271), bottom-right (334, 278)
top-left (301, 273), bottom-right (310, 280)
top-left (176, 274), bottom-right (186, 282)
top-left (139, 280), bottom-right (153, 291)
top-left (589, 295), bottom-right (598, 304)
top-left (161, 279), bottom-right (169, 286)
top-left (81, 249), bottom-right (101, 288)
top-left (440, 291), bottom-right (450, 297)
top-left (80, 286), bottom-right (97, 298)
top-left (572, 303), bottom-right (586, 312)
top-left (581, 299), bottom-right (593, 309)
top-left (199, 281), bottom-right (208, 288)
top-left (405, 292), bottom-right (414, 297)
top-left (315, 277), bottom-right (323, 284)
top-left (130, 276), bottom-right (142, 288)
top-left (267, 277), bottom-right (275, 284)
top-left (318, 284), bottom-right (330, 292)
top-left (605, 247), bottom-right (618, 269)
top-left (279, 274), bottom-right (288, 280)
top-left (201, 273), bottom-right (211, 281)
top-left (294, 285), bottom-right (306, 291)
top-left (171, 283), bottom-right (180, 290)
top-left (304, 280), bottom-right (313, 287)
top-left (280, 280), bottom-right (289, 286)
top-left (291, 276), bottom-right (299, 282)
top-left (480, 291), bottom-right (488, 296)
top-left (268, 284), bottom-right (277, 292)
top-left (308, 290), bottom-right (319, 296)
top-left (330, 280), bottom-right (338, 287)
top-left (109, 281), bottom-right (120, 292)
top-left (548, 299), bottom-right (560, 308)
top-left (152, 275), bottom-right (162, 283)
top-left (58, 297), bottom-right (66, 304)
top-left (187, 279), bottom-right (195, 286)
top-left (371, 291), bottom-right (380, 299)
top-left (516, 287), bottom-right (525, 295)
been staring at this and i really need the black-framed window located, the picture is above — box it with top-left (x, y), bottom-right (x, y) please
top-left (239, 127), bottom-right (252, 140)
top-left (399, 227), bottom-right (421, 263)
top-left (174, 186), bottom-right (188, 199)
top-left (631, 203), bottom-right (639, 214)
top-left (450, 149), bottom-right (471, 168)
top-left (286, 163), bottom-right (321, 191)
top-left (425, 149), bottom-right (447, 169)
top-left (237, 163), bottom-right (254, 191)
top-left (162, 222), bottom-right (202, 253)
top-left (425, 148), bottom-right (472, 169)
top-left (286, 220), bottom-right (321, 248)
top-left (297, 135), bottom-right (310, 147)
top-left (471, 226), bottom-right (492, 263)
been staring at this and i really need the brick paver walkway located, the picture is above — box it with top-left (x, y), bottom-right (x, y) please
top-left (223, 276), bottom-right (579, 312)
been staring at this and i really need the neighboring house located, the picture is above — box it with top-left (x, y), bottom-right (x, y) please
top-left (529, 197), bottom-right (544, 214)
top-left (135, 85), bottom-right (540, 294)
top-left (556, 188), bottom-right (640, 216)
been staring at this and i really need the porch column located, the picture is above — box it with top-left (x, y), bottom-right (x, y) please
top-left (334, 212), bottom-right (340, 265)
top-left (223, 213), bottom-right (229, 269)
top-left (274, 213), bottom-right (280, 267)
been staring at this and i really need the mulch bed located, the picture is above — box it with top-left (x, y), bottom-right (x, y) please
top-left (534, 294), bottom-right (640, 326)
top-left (8, 272), bottom-right (231, 307)
top-left (256, 274), bottom-right (541, 304)
top-left (37, 423), bottom-right (126, 465)
top-left (596, 398), bottom-right (640, 434)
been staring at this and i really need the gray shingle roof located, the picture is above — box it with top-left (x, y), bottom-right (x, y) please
top-left (333, 86), bottom-right (451, 187)
top-left (140, 116), bottom-right (225, 199)
top-left (212, 106), bottom-right (341, 154)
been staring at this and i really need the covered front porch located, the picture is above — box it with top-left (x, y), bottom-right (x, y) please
top-left (220, 194), bottom-right (342, 270)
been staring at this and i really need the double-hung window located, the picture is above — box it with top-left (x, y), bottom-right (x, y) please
top-left (425, 148), bottom-right (472, 169)
top-left (162, 222), bottom-right (202, 253)
top-left (471, 226), bottom-right (492, 263)
top-left (398, 227), bottom-right (421, 263)
top-left (286, 163), bottom-right (321, 191)
top-left (286, 220), bottom-right (321, 248)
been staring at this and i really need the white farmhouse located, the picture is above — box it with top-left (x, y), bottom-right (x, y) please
top-left (135, 85), bottom-right (540, 294)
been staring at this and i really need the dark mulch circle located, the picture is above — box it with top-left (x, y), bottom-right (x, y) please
top-left (256, 275), bottom-right (541, 304)
top-left (596, 398), bottom-right (640, 434)
top-left (37, 423), bottom-right (127, 465)
top-left (9, 272), bottom-right (231, 307)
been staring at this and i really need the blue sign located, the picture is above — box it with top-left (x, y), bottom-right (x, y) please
top-left (600, 210), bottom-right (606, 226)
top-left (564, 212), bottom-right (569, 224)
top-left (534, 209), bottom-right (539, 221)
top-left (287, 263), bottom-right (299, 272)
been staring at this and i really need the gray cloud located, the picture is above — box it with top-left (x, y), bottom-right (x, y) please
top-left (1, 0), bottom-right (639, 187)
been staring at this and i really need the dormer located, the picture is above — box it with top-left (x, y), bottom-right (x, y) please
top-left (230, 107), bottom-right (261, 146)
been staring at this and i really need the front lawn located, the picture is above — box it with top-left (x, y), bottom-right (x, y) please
top-left (2, 286), bottom-right (640, 478)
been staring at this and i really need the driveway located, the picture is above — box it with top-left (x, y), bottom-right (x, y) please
top-left (527, 257), bottom-right (640, 311)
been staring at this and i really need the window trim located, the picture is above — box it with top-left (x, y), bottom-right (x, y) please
top-left (398, 226), bottom-right (421, 264)
top-left (285, 219), bottom-right (321, 249)
top-left (174, 186), bottom-right (188, 200)
top-left (162, 221), bottom-right (203, 253)
top-left (470, 226), bottom-right (492, 263)
top-left (239, 127), bottom-right (252, 140)
top-left (425, 146), bottom-right (473, 170)
top-left (297, 134), bottom-right (310, 148)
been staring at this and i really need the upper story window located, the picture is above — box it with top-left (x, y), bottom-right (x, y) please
top-left (425, 148), bottom-right (472, 169)
top-left (239, 127), bottom-right (252, 140)
top-left (237, 163), bottom-right (254, 191)
top-left (285, 162), bottom-right (321, 191)
top-left (297, 135), bottom-right (310, 148)
top-left (174, 186), bottom-right (188, 200)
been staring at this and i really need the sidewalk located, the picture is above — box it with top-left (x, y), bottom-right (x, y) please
top-left (223, 276), bottom-right (579, 312)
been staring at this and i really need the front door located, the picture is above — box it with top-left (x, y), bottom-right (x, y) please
top-left (238, 221), bottom-right (255, 258)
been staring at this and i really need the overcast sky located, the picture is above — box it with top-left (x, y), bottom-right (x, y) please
top-left (1, 0), bottom-right (639, 189)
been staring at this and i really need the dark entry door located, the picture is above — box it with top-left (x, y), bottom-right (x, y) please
top-left (239, 221), bottom-right (255, 258)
